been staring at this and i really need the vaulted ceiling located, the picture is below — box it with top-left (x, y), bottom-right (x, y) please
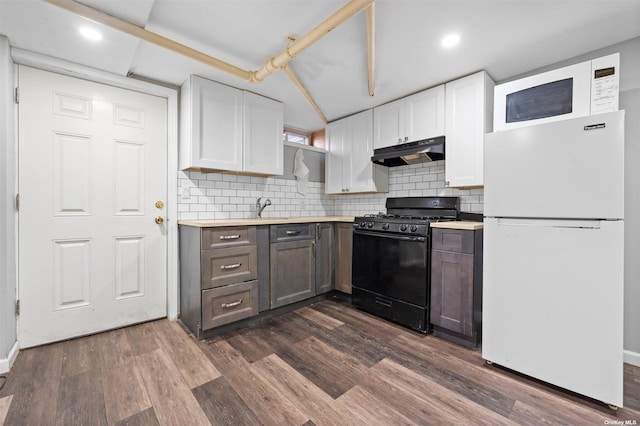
top-left (1, 0), bottom-right (640, 132)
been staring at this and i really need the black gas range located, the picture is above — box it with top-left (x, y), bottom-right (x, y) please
top-left (351, 196), bottom-right (459, 332)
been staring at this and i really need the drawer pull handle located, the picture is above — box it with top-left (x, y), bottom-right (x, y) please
top-left (221, 299), bottom-right (243, 308)
top-left (286, 230), bottom-right (301, 235)
top-left (220, 263), bottom-right (242, 270)
top-left (219, 235), bottom-right (241, 240)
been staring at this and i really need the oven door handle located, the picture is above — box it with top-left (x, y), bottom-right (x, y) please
top-left (353, 230), bottom-right (426, 242)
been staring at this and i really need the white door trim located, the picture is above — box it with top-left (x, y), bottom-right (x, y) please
top-left (11, 47), bottom-right (179, 322)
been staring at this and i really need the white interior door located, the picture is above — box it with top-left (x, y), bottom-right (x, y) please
top-left (18, 66), bottom-right (168, 348)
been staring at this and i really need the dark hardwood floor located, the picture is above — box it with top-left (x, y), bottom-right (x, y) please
top-left (1, 296), bottom-right (639, 425)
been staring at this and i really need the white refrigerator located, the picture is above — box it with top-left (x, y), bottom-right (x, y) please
top-left (482, 110), bottom-right (625, 408)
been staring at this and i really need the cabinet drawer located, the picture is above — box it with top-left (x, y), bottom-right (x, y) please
top-left (201, 245), bottom-right (257, 289)
top-left (270, 223), bottom-right (315, 242)
top-left (202, 280), bottom-right (259, 330)
top-left (202, 226), bottom-right (256, 249)
top-left (432, 228), bottom-right (475, 254)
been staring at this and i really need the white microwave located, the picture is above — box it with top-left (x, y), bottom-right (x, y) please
top-left (493, 53), bottom-right (619, 131)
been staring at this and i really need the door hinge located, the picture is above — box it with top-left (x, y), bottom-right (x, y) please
top-left (14, 87), bottom-right (19, 104)
top-left (15, 194), bottom-right (20, 211)
top-left (15, 300), bottom-right (20, 316)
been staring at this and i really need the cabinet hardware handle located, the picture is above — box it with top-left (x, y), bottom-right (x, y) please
top-left (404, 136), bottom-right (408, 142)
top-left (221, 263), bottom-right (242, 270)
top-left (312, 241), bottom-right (316, 258)
top-left (316, 223), bottom-right (320, 239)
top-left (286, 230), bottom-right (301, 235)
top-left (397, 138), bottom-right (402, 143)
top-left (219, 235), bottom-right (241, 240)
top-left (221, 299), bottom-right (243, 308)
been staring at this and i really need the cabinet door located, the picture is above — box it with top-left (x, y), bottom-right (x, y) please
top-left (270, 240), bottom-right (316, 308)
top-left (347, 109), bottom-right (378, 193)
top-left (373, 99), bottom-right (403, 149)
top-left (325, 119), bottom-right (347, 194)
top-left (445, 71), bottom-right (494, 188)
top-left (335, 223), bottom-right (353, 294)
top-left (430, 249), bottom-right (474, 336)
top-left (190, 76), bottom-right (243, 171)
top-left (405, 85), bottom-right (445, 143)
top-left (315, 223), bottom-right (334, 294)
top-left (243, 91), bottom-right (284, 175)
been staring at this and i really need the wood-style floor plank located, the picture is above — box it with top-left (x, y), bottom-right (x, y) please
top-left (135, 348), bottom-right (210, 425)
top-left (96, 329), bottom-right (152, 425)
top-left (0, 395), bottom-right (13, 425)
top-left (226, 327), bottom-right (276, 363)
top-left (337, 385), bottom-right (418, 425)
top-left (295, 305), bottom-right (344, 329)
top-left (124, 321), bottom-right (161, 356)
top-left (1, 342), bottom-right (63, 425)
top-left (223, 358), bottom-right (310, 425)
top-left (251, 353), bottom-right (356, 425)
top-left (192, 376), bottom-right (261, 425)
top-left (151, 320), bottom-right (221, 389)
top-left (2, 298), bottom-right (639, 425)
top-left (369, 358), bottom-right (518, 426)
top-left (276, 335), bottom-right (365, 399)
top-left (115, 407), bottom-right (160, 426)
top-left (55, 370), bottom-right (107, 426)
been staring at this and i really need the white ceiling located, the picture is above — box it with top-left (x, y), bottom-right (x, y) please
top-left (1, 0), bottom-right (640, 132)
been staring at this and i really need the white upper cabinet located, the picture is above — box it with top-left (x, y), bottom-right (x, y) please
top-left (326, 109), bottom-right (388, 195)
top-left (243, 91), bottom-right (283, 176)
top-left (444, 71), bottom-right (494, 188)
top-left (180, 75), bottom-right (283, 175)
top-left (373, 85), bottom-right (445, 150)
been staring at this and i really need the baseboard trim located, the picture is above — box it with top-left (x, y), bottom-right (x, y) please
top-left (0, 341), bottom-right (19, 374)
top-left (624, 350), bottom-right (640, 367)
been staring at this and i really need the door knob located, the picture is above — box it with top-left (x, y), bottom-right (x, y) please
top-left (155, 216), bottom-right (164, 224)
top-left (155, 200), bottom-right (164, 209)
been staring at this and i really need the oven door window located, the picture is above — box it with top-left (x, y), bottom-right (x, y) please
top-left (352, 231), bottom-right (428, 305)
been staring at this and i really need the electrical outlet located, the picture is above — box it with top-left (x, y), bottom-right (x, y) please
top-left (181, 186), bottom-right (190, 199)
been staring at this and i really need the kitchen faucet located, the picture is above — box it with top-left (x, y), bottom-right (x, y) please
top-left (256, 197), bottom-right (272, 218)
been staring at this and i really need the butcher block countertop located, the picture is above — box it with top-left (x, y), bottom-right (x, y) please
top-left (430, 221), bottom-right (484, 230)
top-left (178, 216), bottom-right (355, 227)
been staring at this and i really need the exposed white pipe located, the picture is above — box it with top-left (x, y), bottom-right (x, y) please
top-left (250, 0), bottom-right (374, 82)
top-left (366, 3), bottom-right (376, 96)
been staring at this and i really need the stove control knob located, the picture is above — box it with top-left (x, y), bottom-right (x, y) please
top-left (400, 224), bottom-right (408, 231)
top-left (410, 225), bottom-right (418, 232)
top-left (367, 221), bottom-right (374, 228)
top-left (359, 221), bottom-right (366, 228)
top-left (382, 223), bottom-right (390, 230)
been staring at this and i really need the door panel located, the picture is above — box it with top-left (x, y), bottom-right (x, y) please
top-left (18, 66), bottom-right (168, 348)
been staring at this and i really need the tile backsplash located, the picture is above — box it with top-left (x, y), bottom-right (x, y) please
top-left (177, 160), bottom-right (483, 221)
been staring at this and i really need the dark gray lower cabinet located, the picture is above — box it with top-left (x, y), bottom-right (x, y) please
top-left (430, 227), bottom-right (483, 347)
top-left (270, 239), bottom-right (316, 308)
top-left (315, 223), bottom-right (334, 294)
top-left (335, 223), bottom-right (353, 294)
top-left (180, 221), bottom-right (349, 338)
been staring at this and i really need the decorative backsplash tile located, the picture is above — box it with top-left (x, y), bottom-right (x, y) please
top-left (177, 160), bottom-right (484, 220)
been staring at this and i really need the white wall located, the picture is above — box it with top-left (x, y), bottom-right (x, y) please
top-left (0, 35), bottom-right (17, 373)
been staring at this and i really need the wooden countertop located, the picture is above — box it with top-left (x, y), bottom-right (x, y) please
top-left (178, 216), bottom-right (355, 227)
top-left (430, 221), bottom-right (484, 230)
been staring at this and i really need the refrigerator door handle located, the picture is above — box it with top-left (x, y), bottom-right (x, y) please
top-left (496, 218), bottom-right (603, 229)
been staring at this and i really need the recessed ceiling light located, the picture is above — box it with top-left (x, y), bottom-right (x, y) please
top-left (441, 33), bottom-right (460, 48)
top-left (79, 27), bottom-right (103, 42)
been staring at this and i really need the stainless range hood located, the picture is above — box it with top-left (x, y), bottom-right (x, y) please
top-left (371, 136), bottom-right (445, 167)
